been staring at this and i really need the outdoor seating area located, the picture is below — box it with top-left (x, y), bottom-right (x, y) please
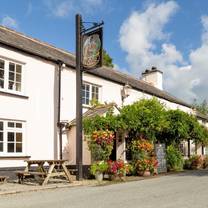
top-left (0, 176), bottom-right (8, 184)
top-left (15, 160), bottom-right (73, 186)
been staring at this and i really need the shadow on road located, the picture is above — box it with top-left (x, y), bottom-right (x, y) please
top-left (174, 169), bottom-right (208, 177)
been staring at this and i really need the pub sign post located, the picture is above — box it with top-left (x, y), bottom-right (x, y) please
top-left (75, 14), bottom-right (103, 180)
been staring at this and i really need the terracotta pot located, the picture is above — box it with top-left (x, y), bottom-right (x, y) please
top-left (138, 170), bottom-right (151, 177)
top-left (109, 174), bottom-right (116, 181)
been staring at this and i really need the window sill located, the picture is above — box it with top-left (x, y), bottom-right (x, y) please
top-left (0, 90), bottom-right (29, 99)
top-left (82, 104), bottom-right (91, 109)
top-left (0, 156), bottom-right (31, 160)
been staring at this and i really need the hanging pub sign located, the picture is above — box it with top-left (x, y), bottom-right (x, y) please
top-left (82, 27), bottom-right (103, 70)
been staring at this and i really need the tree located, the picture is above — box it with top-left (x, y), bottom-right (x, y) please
top-left (159, 109), bottom-right (208, 146)
top-left (192, 99), bottom-right (208, 115)
top-left (159, 110), bottom-right (190, 145)
top-left (119, 98), bottom-right (167, 141)
top-left (103, 49), bottom-right (113, 67)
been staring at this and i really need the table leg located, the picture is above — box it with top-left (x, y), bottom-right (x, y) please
top-left (62, 164), bottom-right (73, 183)
top-left (24, 163), bottom-right (30, 172)
top-left (42, 164), bottom-right (55, 186)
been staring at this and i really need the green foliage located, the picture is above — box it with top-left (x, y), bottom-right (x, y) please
top-left (83, 105), bottom-right (126, 135)
top-left (203, 155), bottom-right (208, 169)
top-left (103, 49), bottom-right (114, 67)
top-left (83, 99), bottom-right (208, 149)
top-left (160, 110), bottom-right (190, 145)
top-left (87, 130), bottom-right (115, 161)
top-left (89, 142), bottom-right (113, 161)
top-left (159, 110), bottom-right (208, 145)
top-left (90, 161), bottom-right (108, 175)
top-left (166, 145), bottom-right (184, 171)
top-left (120, 98), bottom-right (167, 141)
top-left (187, 115), bottom-right (208, 145)
top-left (184, 155), bottom-right (204, 170)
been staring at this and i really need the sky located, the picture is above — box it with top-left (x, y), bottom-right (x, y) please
top-left (0, 0), bottom-right (208, 104)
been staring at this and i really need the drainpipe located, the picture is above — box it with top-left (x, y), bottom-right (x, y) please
top-left (188, 139), bottom-right (190, 158)
top-left (57, 60), bottom-right (65, 160)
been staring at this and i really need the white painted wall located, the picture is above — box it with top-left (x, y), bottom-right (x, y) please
top-left (0, 47), bottom-right (58, 167)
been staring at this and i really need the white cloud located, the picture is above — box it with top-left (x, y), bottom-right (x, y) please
top-left (45, 0), bottom-right (73, 17)
top-left (119, 1), bottom-right (180, 70)
top-left (45, 0), bottom-right (104, 18)
top-left (1, 16), bottom-right (18, 29)
top-left (119, 1), bottom-right (208, 103)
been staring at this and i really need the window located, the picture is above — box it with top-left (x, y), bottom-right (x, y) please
top-left (8, 63), bottom-right (22, 92)
top-left (0, 59), bottom-right (23, 93)
top-left (0, 122), bottom-right (3, 152)
top-left (0, 120), bottom-right (24, 155)
top-left (82, 83), bottom-right (90, 105)
top-left (0, 60), bottom-right (5, 89)
top-left (82, 83), bottom-right (100, 105)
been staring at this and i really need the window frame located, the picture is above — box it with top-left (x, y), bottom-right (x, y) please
top-left (82, 82), bottom-right (101, 106)
top-left (0, 58), bottom-right (25, 95)
top-left (0, 120), bottom-right (25, 156)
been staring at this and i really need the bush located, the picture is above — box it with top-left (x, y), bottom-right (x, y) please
top-left (90, 161), bottom-right (108, 176)
top-left (184, 155), bottom-right (203, 170)
top-left (88, 130), bottom-right (115, 161)
top-left (203, 155), bottom-right (208, 169)
top-left (107, 160), bottom-right (132, 177)
top-left (184, 159), bottom-right (192, 169)
top-left (166, 145), bottom-right (184, 171)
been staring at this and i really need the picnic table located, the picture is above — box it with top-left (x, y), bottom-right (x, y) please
top-left (16, 160), bottom-right (73, 185)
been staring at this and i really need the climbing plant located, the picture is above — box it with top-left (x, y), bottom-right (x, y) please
top-left (119, 98), bottom-right (167, 141)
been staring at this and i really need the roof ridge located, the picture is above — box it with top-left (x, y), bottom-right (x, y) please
top-left (106, 66), bottom-right (165, 91)
top-left (0, 25), bottom-right (75, 58)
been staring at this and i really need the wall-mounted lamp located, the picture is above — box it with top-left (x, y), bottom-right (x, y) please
top-left (121, 83), bottom-right (132, 104)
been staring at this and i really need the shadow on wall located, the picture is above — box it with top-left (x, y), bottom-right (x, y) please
top-left (63, 142), bottom-right (70, 160)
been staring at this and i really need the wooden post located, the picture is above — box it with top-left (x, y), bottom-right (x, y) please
top-left (75, 14), bottom-right (83, 181)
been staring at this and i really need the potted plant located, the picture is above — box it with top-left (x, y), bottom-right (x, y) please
top-left (131, 138), bottom-right (158, 176)
top-left (88, 130), bottom-right (115, 161)
top-left (136, 159), bottom-right (151, 176)
top-left (90, 161), bottom-right (108, 182)
top-left (107, 160), bottom-right (131, 181)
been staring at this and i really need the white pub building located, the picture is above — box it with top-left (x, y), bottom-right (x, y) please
top-left (0, 26), bottom-right (207, 175)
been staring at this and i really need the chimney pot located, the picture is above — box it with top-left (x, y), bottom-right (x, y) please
top-left (141, 66), bottom-right (163, 90)
top-left (151, 66), bottom-right (157, 70)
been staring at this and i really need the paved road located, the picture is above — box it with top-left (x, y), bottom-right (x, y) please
top-left (1, 170), bottom-right (208, 208)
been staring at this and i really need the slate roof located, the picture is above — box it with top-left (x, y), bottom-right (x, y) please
top-left (67, 103), bottom-right (118, 127)
top-left (0, 25), bottom-right (192, 108)
top-left (194, 111), bottom-right (208, 121)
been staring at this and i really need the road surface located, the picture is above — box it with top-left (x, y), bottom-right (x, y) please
top-left (0, 170), bottom-right (208, 208)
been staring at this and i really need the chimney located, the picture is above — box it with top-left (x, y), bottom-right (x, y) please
top-left (141, 66), bottom-right (163, 90)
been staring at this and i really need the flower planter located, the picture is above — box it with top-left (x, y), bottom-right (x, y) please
top-left (137, 170), bottom-right (151, 177)
top-left (95, 172), bottom-right (103, 182)
top-left (109, 174), bottom-right (116, 181)
top-left (109, 174), bottom-right (126, 181)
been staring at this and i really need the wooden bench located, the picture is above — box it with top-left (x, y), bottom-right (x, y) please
top-left (0, 176), bottom-right (8, 184)
top-left (15, 171), bottom-right (47, 184)
top-left (68, 169), bottom-right (78, 175)
top-left (15, 171), bottom-right (32, 184)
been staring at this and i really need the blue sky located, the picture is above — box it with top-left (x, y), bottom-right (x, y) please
top-left (1, 0), bottom-right (208, 103)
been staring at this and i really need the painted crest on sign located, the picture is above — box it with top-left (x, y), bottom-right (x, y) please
top-left (82, 33), bottom-right (101, 69)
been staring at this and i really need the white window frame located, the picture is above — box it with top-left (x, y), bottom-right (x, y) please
top-left (82, 82), bottom-right (101, 106)
top-left (0, 58), bottom-right (25, 95)
top-left (0, 120), bottom-right (25, 156)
